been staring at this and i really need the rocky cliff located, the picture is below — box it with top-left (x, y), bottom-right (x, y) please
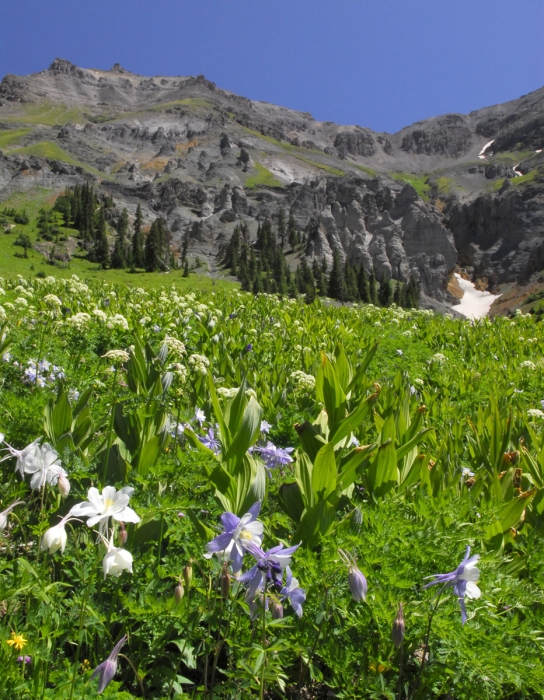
top-left (1, 59), bottom-right (543, 307)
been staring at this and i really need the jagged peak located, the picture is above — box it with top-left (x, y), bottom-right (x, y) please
top-left (48, 58), bottom-right (79, 74)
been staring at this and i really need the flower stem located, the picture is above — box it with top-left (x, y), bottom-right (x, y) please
top-left (409, 583), bottom-right (447, 700)
top-left (68, 565), bottom-right (96, 700)
top-left (259, 584), bottom-right (268, 700)
top-left (102, 367), bottom-right (118, 485)
top-left (298, 586), bottom-right (329, 697)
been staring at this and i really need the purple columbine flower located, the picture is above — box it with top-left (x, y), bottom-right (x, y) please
top-left (17, 655), bottom-right (31, 665)
top-left (423, 546), bottom-right (481, 625)
top-left (280, 566), bottom-right (306, 617)
top-left (205, 502), bottom-right (263, 573)
top-left (194, 408), bottom-right (206, 427)
top-left (198, 428), bottom-right (221, 454)
top-left (243, 343), bottom-right (253, 353)
top-left (91, 635), bottom-right (127, 694)
top-left (339, 549), bottom-right (367, 602)
top-left (260, 420), bottom-right (272, 435)
top-left (239, 541), bottom-right (300, 603)
top-left (257, 442), bottom-right (294, 474)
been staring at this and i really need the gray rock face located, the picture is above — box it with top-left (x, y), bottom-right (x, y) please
top-left (1, 59), bottom-right (544, 305)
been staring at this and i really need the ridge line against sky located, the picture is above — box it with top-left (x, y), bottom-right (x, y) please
top-left (1, 0), bottom-right (543, 134)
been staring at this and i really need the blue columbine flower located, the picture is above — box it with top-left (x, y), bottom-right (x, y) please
top-left (280, 566), bottom-right (306, 617)
top-left (260, 420), bottom-right (272, 435)
top-left (257, 442), bottom-right (294, 474)
top-left (239, 541), bottom-right (300, 603)
top-left (91, 635), bottom-right (127, 694)
top-left (423, 546), bottom-right (481, 625)
top-left (198, 428), bottom-right (221, 454)
top-left (205, 502), bottom-right (263, 572)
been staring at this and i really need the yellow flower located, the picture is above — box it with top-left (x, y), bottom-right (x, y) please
top-left (6, 632), bottom-right (27, 651)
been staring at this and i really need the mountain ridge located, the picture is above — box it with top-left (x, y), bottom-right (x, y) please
top-left (1, 59), bottom-right (544, 313)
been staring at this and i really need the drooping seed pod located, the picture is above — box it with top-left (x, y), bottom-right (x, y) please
top-left (174, 581), bottom-right (184, 604)
top-left (183, 564), bottom-right (193, 590)
top-left (392, 602), bottom-right (405, 648)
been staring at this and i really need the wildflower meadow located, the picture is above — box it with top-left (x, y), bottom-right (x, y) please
top-left (1, 274), bottom-right (544, 699)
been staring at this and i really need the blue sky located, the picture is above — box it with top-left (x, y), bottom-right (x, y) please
top-left (1, 0), bottom-right (542, 133)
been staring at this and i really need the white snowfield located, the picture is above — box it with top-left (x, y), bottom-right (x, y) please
top-left (478, 139), bottom-right (495, 160)
top-left (453, 273), bottom-right (501, 319)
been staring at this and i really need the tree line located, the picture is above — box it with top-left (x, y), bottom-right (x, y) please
top-left (53, 185), bottom-right (173, 272)
top-left (224, 213), bottom-right (420, 308)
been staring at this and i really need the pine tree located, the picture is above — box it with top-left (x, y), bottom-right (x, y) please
top-left (111, 208), bottom-right (129, 269)
top-left (94, 206), bottom-right (110, 267)
top-left (378, 278), bottom-right (393, 307)
top-left (358, 264), bottom-right (370, 303)
top-left (277, 209), bottom-right (286, 248)
top-left (288, 209), bottom-right (298, 250)
top-left (132, 204), bottom-right (144, 268)
top-left (369, 268), bottom-right (378, 305)
top-left (344, 260), bottom-right (359, 302)
top-left (328, 249), bottom-right (347, 302)
top-left (144, 217), bottom-right (166, 272)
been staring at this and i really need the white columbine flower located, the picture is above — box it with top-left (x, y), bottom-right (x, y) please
top-left (70, 486), bottom-right (140, 536)
top-left (103, 543), bottom-right (133, 578)
top-left (41, 521), bottom-right (68, 554)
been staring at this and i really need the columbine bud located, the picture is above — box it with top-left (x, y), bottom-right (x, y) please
top-left (270, 599), bottom-right (284, 619)
top-left (58, 474), bottom-right (70, 498)
top-left (392, 603), bottom-right (405, 648)
top-left (41, 523), bottom-right (67, 554)
top-left (339, 548), bottom-right (367, 602)
top-left (174, 581), bottom-right (184, 604)
top-left (183, 564), bottom-right (193, 589)
top-left (221, 564), bottom-right (231, 599)
top-left (118, 521), bottom-right (128, 546)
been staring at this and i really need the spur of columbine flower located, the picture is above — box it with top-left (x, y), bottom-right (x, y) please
top-left (338, 549), bottom-right (367, 602)
top-left (0, 499), bottom-right (25, 533)
top-left (205, 502), bottom-right (263, 572)
top-left (70, 486), bottom-right (140, 537)
top-left (91, 635), bottom-right (127, 693)
top-left (239, 541), bottom-right (300, 603)
top-left (423, 546), bottom-right (481, 625)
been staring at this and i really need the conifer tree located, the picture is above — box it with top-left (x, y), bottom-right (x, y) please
top-left (378, 278), bottom-right (393, 307)
top-left (132, 204), bottom-right (144, 268)
top-left (277, 209), bottom-right (286, 248)
top-left (111, 208), bottom-right (129, 269)
top-left (144, 217), bottom-right (166, 272)
top-left (358, 264), bottom-right (370, 303)
top-left (369, 268), bottom-right (378, 305)
top-left (344, 260), bottom-right (359, 302)
top-left (328, 249), bottom-right (347, 302)
top-left (94, 206), bottom-right (110, 267)
top-left (288, 209), bottom-right (298, 250)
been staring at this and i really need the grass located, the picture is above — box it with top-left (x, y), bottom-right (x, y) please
top-left (434, 176), bottom-right (455, 193)
top-left (355, 164), bottom-right (377, 176)
top-left (245, 162), bottom-right (283, 189)
top-left (493, 169), bottom-right (540, 190)
top-left (242, 126), bottom-right (345, 176)
top-left (0, 187), bottom-right (236, 292)
top-left (0, 127), bottom-right (33, 150)
top-left (11, 141), bottom-right (109, 179)
top-left (391, 172), bottom-right (431, 200)
top-left (2, 103), bottom-right (85, 126)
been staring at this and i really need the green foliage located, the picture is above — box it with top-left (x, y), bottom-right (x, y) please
top-left (245, 162), bottom-right (283, 189)
top-left (0, 275), bottom-right (544, 698)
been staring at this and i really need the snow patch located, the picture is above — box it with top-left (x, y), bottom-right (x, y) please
top-left (536, 149), bottom-right (542, 154)
top-left (453, 274), bottom-right (501, 319)
top-left (478, 139), bottom-right (495, 160)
